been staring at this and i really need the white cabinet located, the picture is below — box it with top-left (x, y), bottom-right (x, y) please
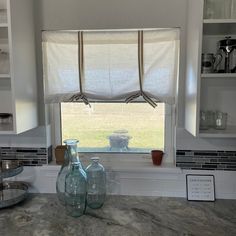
top-left (0, 0), bottom-right (38, 134)
top-left (185, 0), bottom-right (236, 138)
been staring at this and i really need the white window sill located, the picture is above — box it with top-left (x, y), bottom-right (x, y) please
top-left (48, 153), bottom-right (181, 174)
top-left (101, 162), bottom-right (182, 173)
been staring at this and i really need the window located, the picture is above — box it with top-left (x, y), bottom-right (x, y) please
top-left (61, 102), bottom-right (165, 153)
top-left (44, 28), bottom-right (179, 164)
top-left (50, 101), bottom-right (174, 164)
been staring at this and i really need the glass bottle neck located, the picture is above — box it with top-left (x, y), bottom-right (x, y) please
top-left (91, 160), bottom-right (99, 167)
top-left (64, 139), bottom-right (80, 164)
top-left (71, 155), bottom-right (80, 164)
top-left (91, 157), bottom-right (99, 164)
top-left (67, 144), bottom-right (80, 164)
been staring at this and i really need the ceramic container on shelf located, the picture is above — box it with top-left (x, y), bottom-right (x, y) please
top-left (55, 145), bottom-right (67, 165)
top-left (85, 157), bottom-right (106, 209)
top-left (151, 150), bottom-right (164, 166)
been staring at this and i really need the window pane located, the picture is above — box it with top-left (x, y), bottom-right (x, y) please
top-left (61, 103), bottom-right (164, 153)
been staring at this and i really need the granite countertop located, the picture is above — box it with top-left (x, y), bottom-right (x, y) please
top-left (0, 194), bottom-right (236, 236)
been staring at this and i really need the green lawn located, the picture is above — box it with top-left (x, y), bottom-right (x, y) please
top-left (61, 103), bottom-right (164, 150)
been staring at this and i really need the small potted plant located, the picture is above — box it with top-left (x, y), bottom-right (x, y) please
top-left (54, 145), bottom-right (67, 165)
top-left (151, 150), bottom-right (164, 166)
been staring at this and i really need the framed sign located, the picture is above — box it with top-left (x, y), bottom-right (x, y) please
top-left (186, 175), bottom-right (215, 201)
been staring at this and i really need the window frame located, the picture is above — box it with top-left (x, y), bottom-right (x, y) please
top-left (50, 101), bottom-right (176, 165)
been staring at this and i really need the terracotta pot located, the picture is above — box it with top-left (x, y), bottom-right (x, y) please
top-left (54, 145), bottom-right (67, 165)
top-left (151, 150), bottom-right (164, 166)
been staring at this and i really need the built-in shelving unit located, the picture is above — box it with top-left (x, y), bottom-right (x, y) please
top-left (185, 0), bottom-right (236, 138)
top-left (199, 126), bottom-right (236, 138)
top-left (0, 0), bottom-right (38, 134)
top-left (0, 0), bottom-right (12, 133)
top-left (0, 74), bottom-right (10, 78)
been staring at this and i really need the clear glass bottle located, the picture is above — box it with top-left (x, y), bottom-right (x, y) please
top-left (56, 142), bottom-right (70, 205)
top-left (215, 111), bottom-right (228, 130)
top-left (64, 139), bottom-right (87, 217)
top-left (86, 157), bottom-right (106, 209)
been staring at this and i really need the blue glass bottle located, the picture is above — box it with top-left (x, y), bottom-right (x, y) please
top-left (64, 139), bottom-right (87, 217)
top-left (56, 142), bottom-right (70, 205)
top-left (86, 157), bottom-right (106, 209)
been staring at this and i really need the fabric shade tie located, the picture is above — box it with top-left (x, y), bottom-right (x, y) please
top-left (68, 93), bottom-right (90, 105)
top-left (125, 91), bottom-right (157, 108)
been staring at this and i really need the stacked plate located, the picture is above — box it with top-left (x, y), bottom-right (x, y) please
top-left (0, 160), bottom-right (28, 208)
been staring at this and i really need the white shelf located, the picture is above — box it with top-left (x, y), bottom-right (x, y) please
top-left (0, 123), bottom-right (14, 133)
top-left (0, 74), bottom-right (10, 78)
top-left (0, 23), bottom-right (8, 27)
top-left (203, 19), bottom-right (236, 24)
top-left (199, 126), bottom-right (236, 138)
top-left (201, 73), bottom-right (236, 79)
top-left (203, 20), bottom-right (236, 35)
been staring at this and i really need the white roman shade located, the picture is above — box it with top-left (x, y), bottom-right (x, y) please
top-left (42, 28), bottom-right (179, 106)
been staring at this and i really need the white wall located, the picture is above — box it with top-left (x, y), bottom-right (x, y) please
top-left (11, 165), bottom-right (236, 199)
top-left (37, 0), bottom-right (186, 30)
top-left (36, 0), bottom-right (187, 127)
top-left (0, 0), bottom-right (236, 151)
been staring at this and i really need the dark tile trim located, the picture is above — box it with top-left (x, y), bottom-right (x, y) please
top-left (0, 146), bottom-right (52, 166)
top-left (176, 150), bottom-right (236, 171)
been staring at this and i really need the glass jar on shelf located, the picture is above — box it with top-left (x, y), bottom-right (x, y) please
top-left (204, 0), bottom-right (232, 19)
top-left (231, 0), bottom-right (236, 19)
top-left (215, 111), bottom-right (228, 130)
top-left (200, 110), bottom-right (209, 130)
top-left (0, 49), bottom-right (9, 74)
top-left (0, 9), bottom-right (7, 24)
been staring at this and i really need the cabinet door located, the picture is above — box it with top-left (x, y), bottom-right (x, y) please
top-left (199, 21), bottom-right (236, 138)
top-left (0, 0), bottom-right (38, 134)
top-left (0, 0), bottom-right (13, 133)
top-left (9, 0), bottom-right (38, 133)
top-left (185, 0), bottom-right (204, 136)
top-left (185, 0), bottom-right (236, 138)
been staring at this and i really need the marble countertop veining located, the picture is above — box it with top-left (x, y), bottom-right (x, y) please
top-left (0, 194), bottom-right (236, 236)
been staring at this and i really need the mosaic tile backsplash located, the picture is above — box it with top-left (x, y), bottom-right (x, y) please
top-left (176, 150), bottom-right (236, 171)
top-left (0, 146), bottom-right (52, 166)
